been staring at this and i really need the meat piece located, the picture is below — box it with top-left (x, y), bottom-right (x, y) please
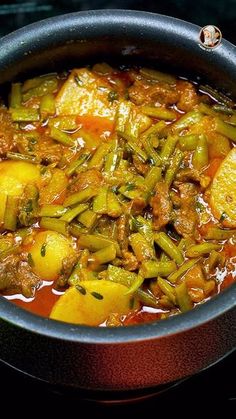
top-left (150, 182), bottom-right (173, 230)
top-left (15, 133), bottom-right (63, 165)
top-left (131, 197), bottom-right (147, 215)
top-left (0, 107), bottom-right (16, 155)
top-left (117, 214), bottom-right (130, 251)
top-left (176, 168), bottom-right (211, 190)
top-left (128, 80), bottom-right (150, 105)
top-left (177, 80), bottom-right (199, 112)
top-left (0, 254), bottom-right (41, 297)
top-left (121, 250), bottom-right (139, 271)
top-left (148, 82), bottom-right (180, 106)
top-left (68, 168), bottom-right (103, 193)
top-left (132, 155), bottom-right (149, 175)
top-left (173, 182), bottom-right (198, 237)
top-left (55, 253), bottom-right (78, 289)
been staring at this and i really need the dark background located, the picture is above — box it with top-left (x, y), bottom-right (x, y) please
top-left (0, 0), bottom-right (236, 45)
top-left (0, 0), bottom-right (235, 413)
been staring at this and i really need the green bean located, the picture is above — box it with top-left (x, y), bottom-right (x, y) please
top-left (136, 289), bottom-right (160, 308)
top-left (115, 100), bottom-right (132, 133)
top-left (69, 222), bottom-right (89, 237)
top-left (165, 149), bottom-right (183, 186)
top-left (4, 196), bottom-right (19, 231)
top-left (48, 116), bottom-right (78, 131)
top-left (10, 107), bottom-right (40, 122)
top-left (212, 104), bottom-right (234, 115)
top-left (50, 126), bottom-right (75, 146)
top-left (60, 203), bottom-right (88, 223)
top-left (77, 209), bottom-right (97, 228)
top-left (39, 205), bottom-right (67, 218)
top-left (186, 243), bottom-right (221, 257)
top-left (160, 135), bottom-right (179, 165)
top-left (104, 151), bottom-right (121, 174)
top-left (90, 244), bottom-right (116, 265)
top-left (65, 153), bottom-right (91, 176)
top-left (10, 83), bottom-right (22, 108)
top-left (64, 187), bottom-right (98, 207)
top-left (205, 227), bottom-right (236, 240)
top-left (40, 217), bottom-right (68, 235)
top-left (192, 134), bottom-right (208, 170)
top-left (68, 249), bottom-right (89, 285)
top-left (0, 244), bottom-right (20, 262)
top-left (214, 117), bottom-right (236, 141)
top-left (88, 143), bottom-right (111, 169)
top-left (140, 68), bottom-right (176, 84)
top-left (40, 94), bottom-right (55, 116)
top-left (168, 258), bottom-right (200, 283)
top-left (0, 193), bottom-right (7, 225)
top-left (23, 77), bottom-right (58, 101)
top-left (140, 121), bottom-right (166, 141)
top-left (198, 102), bottom-right (218, 116)
top-left (129, 233), bottom-right (155, 262)
top-left (207, 250), bottom-right (225, 271)
top-left (144, 167), bottom-right (162, 192)
top-left (19, 184), bottom-right (39, 226)
top-left (175, 282), bottom-right (192, 312)
top-left (171, 110), bottom-right (203, 131)
top-left (160, 252), bottom-right (170, 262)
top-left (107, 190), bottom-right (122, 218)
top-left (142, 106), bottom-right (176, 121)
top-left (118, 184), bottom-right (142, 200)
top-left (15, 227), bottom-right (32, 240)
top-left (154, 232), bottom-right (184, 265)
top-left (78, 234), bottom-right (121, 257)
top-left (6, 152), bottom-right (41, 164)
top-left (178, 134), bottom-right (199, 151)
top-left (118, 131), bottom-right (148, 162)
top-left (178, 237), bottom-right (195, 252)
top-left (157, 277), bottom-right (176, 304)
top-left (107, 264), bottom-right (137, 287)
top-left (125, 275), bottom-right (144, 295)
top-left (141, 137), bottom-right (162, 166)
top-left (131, 215), bottom-right (154, 245)
top-left (199, 84), bottom-right (233, 106)
top-left (93, 187), bottom-right (108, 214)
top-left (140, 260), bottom-right (177, 278)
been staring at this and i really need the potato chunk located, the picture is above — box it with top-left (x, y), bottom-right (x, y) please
top-left (30, 231), bottom-right (76, 281)
top-left (50, 280), bottom-right (137, 326)
top-left (56, 68), bottom-right (117, 120)
top-left (0, 161), bottom-right (40, 196)
top-left (210, 148), bottom-right (236, 227)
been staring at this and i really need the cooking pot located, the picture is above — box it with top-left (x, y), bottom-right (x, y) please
top-left (0, 10), bottom-right (235, 397)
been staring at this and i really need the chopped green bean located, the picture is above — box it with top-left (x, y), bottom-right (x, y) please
top-left (10, 107), bottom-right (40, 122)
top-left (154, 232), bottom-right (184, 265)
top-left (141, 137), bottom-right (162, 166)
top-left (140, 260), bottom-right (177, 278)
top-left (142, 106), bottom-right (176, 121)
top-left (205, 227), bottom-right (236, 240)
top-left (4, 196), bottom-right (19, 231)
top-left (64, 187), bottom-right (98, 207)
top-left (178, 134), bottom-right (199, 151)
top-left (171, 110), bottom-right (202, 132)
top-left (129, 233), bottom-right (155, 262)
top-left (192, 134), bottom-right (208, 170)
top-left (104, 151), bottom-right (121, 174)
top-left (39, 205), bottom-right (67, 218)
top-left (93, 187), bottom-right (108, 214)
top-left (175, 282), bottom-right (192, 312)
top-left (186, 243), bottom-right (221, 257)
top-left (214, 117), bottom-right (236, 141)
top-left (77, 209), bottom-right (97, 228)
top-left (39, 217), bottom-right (68, 235)
top-left (107, 190), bottom-right (122, 218)
top-left (131, 215), bottom-right (154, 245)
top-left (160, 135), bottom-right (178, 162)
top-left (115, 100), bottom-right (132, 132)
top-left (144, 167), bottom-right (162, 191)
top-left (165, 149), bottom-right (183, 186)
top-left (40, 94), bottom-right (56, 116)
top-left (136, 289), bottom-right (160, 308)
top-left (6, 152), bottom-right (41, 164)
top-left (10, 83), bottom-right (22, 108)
top-left (168, 258), bottom-right (200, 283)
top-left (65, 153), bottom-right (91, 176)
top-left (157, 277), bottom-right (176, 304)
top-left (50, 126), bottom-right (75, 146)
top-left (78, 234), bottom-right (121, 257)
top-left (118, 131), bottom-right (148, 162)
top-left (90, 244), bottom-right (117, 265)
top-left (60, 203), bottom-right (88, 223)
top-left (125, 275), bottom-right (144, 295)
top-left (88, 142), bottom-right (111, 169)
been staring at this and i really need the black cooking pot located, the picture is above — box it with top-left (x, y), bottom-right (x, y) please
top-left (0, 10), bottom-right (235, 396)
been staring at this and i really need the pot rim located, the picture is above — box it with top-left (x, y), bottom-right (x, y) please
top-left (0, 10), bottom-right (236, 345)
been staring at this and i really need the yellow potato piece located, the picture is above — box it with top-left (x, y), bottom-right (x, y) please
top-left (56, 68), bottom-right (117, 120)
top-left (0, 161), bottom-right (40, 196)
top-left (30, 230), bottom-right (75, 281)
top-left (39, 168), bottom-right (68, 205)
top-left (210, 147), bottom-right (236, 227)
top-left (50, 280), bottom-right (137, 326)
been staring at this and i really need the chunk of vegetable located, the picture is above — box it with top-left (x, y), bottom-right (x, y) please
top-left (210, 148), bottom-right (236, 227)
top-left (50, 280), bottom-right (137, 326)
top-left (30, 230), bottom-right (75, 280)
top-left (0, 161), bottom-right (41, 197)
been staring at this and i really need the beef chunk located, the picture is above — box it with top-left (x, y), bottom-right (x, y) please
top-left (68, 168), bottom-right (103, 193)
top-left (150, 182), bottom-right (173, 230)
top-left (173, 182), bottom-right (198, 237)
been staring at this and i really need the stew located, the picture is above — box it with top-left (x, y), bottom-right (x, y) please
top-left (0, 63), bottom-right (236, 326)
